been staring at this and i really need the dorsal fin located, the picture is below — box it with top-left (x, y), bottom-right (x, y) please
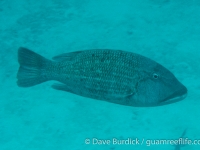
top-left (52, 51), bottom-right (83, 61)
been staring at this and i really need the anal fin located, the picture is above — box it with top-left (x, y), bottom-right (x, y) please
top-left (52, 83), bottom-right (73, 93)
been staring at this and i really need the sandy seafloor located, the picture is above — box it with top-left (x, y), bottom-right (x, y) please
top-left (0, 0), bottom-right (200, 150)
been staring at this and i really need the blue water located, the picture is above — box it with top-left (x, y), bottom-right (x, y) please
top-left (0, 0), bottom-right (200, 150)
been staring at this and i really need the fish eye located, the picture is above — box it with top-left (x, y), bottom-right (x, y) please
top-left (153, 73), bottom-right (159, 79)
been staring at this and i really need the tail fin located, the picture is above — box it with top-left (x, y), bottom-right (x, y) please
top-left (17, 47), bottom-right (50, 87)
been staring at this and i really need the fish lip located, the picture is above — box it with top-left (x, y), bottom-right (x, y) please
top-left (160, 86), bottom-right (187, 105)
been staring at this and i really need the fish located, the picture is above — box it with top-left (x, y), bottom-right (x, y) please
top-left (173, 129), bottom-right (187, 150)
top-left (17, 47), bottom-right (187, 107)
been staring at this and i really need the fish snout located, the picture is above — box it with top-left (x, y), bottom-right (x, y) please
top-left (161, 84), bottom-right (187, 105)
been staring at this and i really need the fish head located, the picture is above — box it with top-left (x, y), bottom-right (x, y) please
top-left (132, 62), bottom-right (187, 107)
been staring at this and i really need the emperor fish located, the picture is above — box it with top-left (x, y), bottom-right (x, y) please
top-left (17, 47), bottom-right (187, 107)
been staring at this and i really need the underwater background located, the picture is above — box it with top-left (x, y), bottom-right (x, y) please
top-left (0, 0), bottom-right (200, 150)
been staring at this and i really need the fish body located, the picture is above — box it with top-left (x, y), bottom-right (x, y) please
top-left (17, 47), bottom-right (187, 107)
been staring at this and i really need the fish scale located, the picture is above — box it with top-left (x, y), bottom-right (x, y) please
top-left (54, 50), bottom-right (140, 99)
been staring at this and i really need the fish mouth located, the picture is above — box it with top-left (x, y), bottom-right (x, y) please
top-left (160, 85), bottom-right (187, 105)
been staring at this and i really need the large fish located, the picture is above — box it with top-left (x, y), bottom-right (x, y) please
top-left (17, 47), bottom-right (187, 107)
